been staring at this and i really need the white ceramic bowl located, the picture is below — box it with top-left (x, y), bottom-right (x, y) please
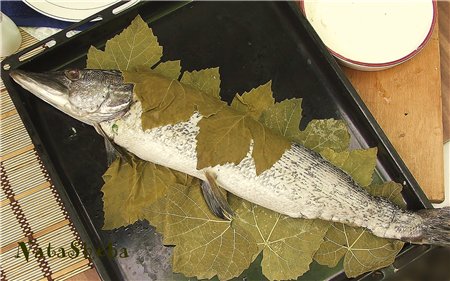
top-left (301, 0), bottom-right (436, 71)
top-left (0, 12), bottom-right (22, 57)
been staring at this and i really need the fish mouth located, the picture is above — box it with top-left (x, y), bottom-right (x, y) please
top-left (9, 70), bottom-right (90, 124)
top-left (10, 70), bottom-right (70, 107)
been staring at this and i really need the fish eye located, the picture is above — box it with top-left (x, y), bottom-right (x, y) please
top-left (64, 69), bottom-right (80, 81)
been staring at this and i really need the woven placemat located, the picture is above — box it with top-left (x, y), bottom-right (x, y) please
top-left (0, 29), bottom-right (93, 281)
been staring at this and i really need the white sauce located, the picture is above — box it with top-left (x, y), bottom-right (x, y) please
top-left (304, 0), bottom-right (434, 64)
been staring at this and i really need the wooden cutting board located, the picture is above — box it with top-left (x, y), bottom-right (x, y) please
top-left (343, 24), bottom-right (444, 202)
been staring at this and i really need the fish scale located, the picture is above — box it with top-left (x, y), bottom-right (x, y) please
top-left (101, 101), bottom-right (423, 241)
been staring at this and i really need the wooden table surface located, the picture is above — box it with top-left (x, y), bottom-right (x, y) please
top-left (67, 3), bottom-right (449, 281)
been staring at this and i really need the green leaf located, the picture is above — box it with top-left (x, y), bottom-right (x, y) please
top-left (154, 60), bottom-right (182, 80)
top-left (101, 158), bottom-right (178, 229)
top-left (181, 68), bottom-right (221, 99)
top-left (259, 98), bottom-right (303, 140)
top-left (196, 108), bottom-right (291, 174)
top-left (232, 197), bottom-right (330, 281)
top-left (260, 100), bottom-right (351, 153)
top-left (87, 15), bottom-right (162, 71)
top-left (320, 147), bottom-right (378, 187)
top-left (314, 181), bottom-right (405, 278)
top-left (123, 71), bottom-right (225, 130)
top-left (125, 72), bottom-right (188, 128)
top-left (314, 223), bottom-right (404, 278)
top-left (231, 81), bottom-right (275, 119)
top-left (247, 119), bottom-right (291, 175)
top-left (196, 81), bottom-right (290, 174)
top-left (366, 182), bottom-right (406, 208)
top-left (196, 110), bottom-right (252, 169)
top-left (145, 181), bottom-right (258, 280)
top-left (294, 119), bottom-right (351, 152)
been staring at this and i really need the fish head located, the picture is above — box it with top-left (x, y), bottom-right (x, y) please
top-left (10, 69), bottom-right (133, 125)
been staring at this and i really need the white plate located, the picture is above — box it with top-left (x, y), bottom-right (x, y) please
top-left (23, 0), bottom-right (140, 22)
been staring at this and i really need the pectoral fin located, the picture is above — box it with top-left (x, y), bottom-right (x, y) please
top-left (200, 171), bottom-right (234, 220)
top-left (104, 139), bottom-right (118, 166)
top-left (94, 123), bottom-right (131, 165)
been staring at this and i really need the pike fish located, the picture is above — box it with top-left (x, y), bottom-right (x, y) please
top-left (10, 69), bottom-right (450, 246)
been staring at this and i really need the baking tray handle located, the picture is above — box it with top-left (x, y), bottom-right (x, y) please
top-left (1, 1), bottom-right (144, 72)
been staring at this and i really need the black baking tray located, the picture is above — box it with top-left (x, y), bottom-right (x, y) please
top-left (1, 1), bottom-right (435, 280)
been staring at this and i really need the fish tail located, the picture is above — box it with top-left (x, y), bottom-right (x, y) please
top-left (414, 207), bottom-right (450, 246)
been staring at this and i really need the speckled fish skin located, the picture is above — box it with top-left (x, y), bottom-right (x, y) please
top-left (100, 101), bottom-right (424, 242)
top-left (10, 69), bottom-right (450, 246)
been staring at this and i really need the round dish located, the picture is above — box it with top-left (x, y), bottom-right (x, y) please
top-left (23, 0), bottom-right (139, 22)
top-left (301, 0), bottom-right (436, 71)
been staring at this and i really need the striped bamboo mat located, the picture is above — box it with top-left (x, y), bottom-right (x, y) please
top-left (0, 29), bottom-right (93, 281)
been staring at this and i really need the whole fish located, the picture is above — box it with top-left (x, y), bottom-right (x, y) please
top-left (10, 69), bottom-right (450, 246)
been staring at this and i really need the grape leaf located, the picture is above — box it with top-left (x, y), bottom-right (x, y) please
top-left (86, 15), bottom-right (162, 71)
top-left (196, 82), bottom-right (284, 174)
top-left (366, 182), bottom-right (406, 208)
top-left (260, 99), bottom-right (350, 153)
top-left (259, 98), bottom-right (303, 140)
top-left (320, 147), bottom-right (378, 187)
top-left (231, 81), bottom-right (274, 119)
top-left (196, 82), bottom-right (290, 174)
top-left (123, 71), bottom-right (225, 130)
top-left (101, 158), bottom-right (178, 229)
top-left (196, 110), bottom-right (252, 169)
top-left (181, 68), bottom-right (221, 99)
top-left (232, 198), bottom-right (330, 281)
top-left (315, 223), bottom-right (404, 278)
top-left (145, 181), bottom-right (258, 280)
top-left (314, 181), bottom-right (405, 278)
top-left (154, 60), bottom-right (182, 80)
top-left (247, 119), bottom-right (292, 175)
top-left (294, 119), bottom-right (351, 152)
